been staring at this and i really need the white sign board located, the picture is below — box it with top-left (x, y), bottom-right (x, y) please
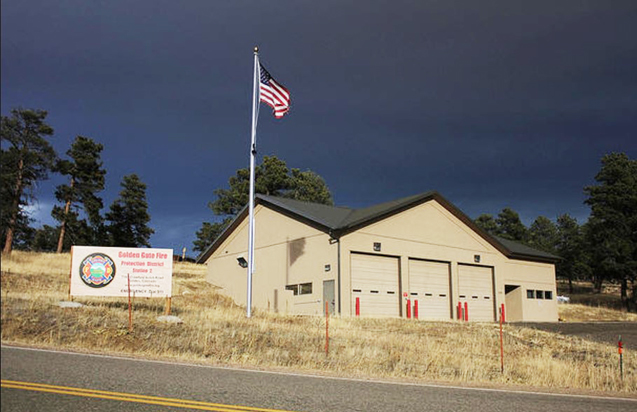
top-left (70, 246), bottom-right (173, 297)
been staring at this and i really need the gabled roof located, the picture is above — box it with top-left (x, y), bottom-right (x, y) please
top-left (492, 236), bottom-right (559, 262)
top-left (196, 191), bottom-right (560, 264)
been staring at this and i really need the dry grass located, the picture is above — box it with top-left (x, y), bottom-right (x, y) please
top-left (556, 280), bottom-right (637, 322)
top-left (559, 303), bottom-right (637, 322)
top-left (2, 251), bottom-right (635, 395)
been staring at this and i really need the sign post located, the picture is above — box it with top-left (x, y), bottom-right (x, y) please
top-left (618, 335), bottom-right (623, 380)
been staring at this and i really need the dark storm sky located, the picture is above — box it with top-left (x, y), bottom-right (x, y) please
top-left (2, 1), bottom-right (636, 256)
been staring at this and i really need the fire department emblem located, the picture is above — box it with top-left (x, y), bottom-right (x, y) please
top-left (80, 253), bottom-right (116, 288)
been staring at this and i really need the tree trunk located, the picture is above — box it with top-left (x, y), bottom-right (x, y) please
top-left (568, 276), bottom-right (573, 294)
top-left (56, 178), bottom-right (75, 253)
top-left (621, 277), bottom-right (629, 311)
top-left (593, 275), bottom-right (604, 293)
top-left (2, 158), bottom-right (24, 255)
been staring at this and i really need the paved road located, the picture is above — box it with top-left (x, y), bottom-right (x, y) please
top-left (1, 346), bottom-right (635, 412)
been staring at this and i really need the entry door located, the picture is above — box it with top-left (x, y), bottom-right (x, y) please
top-left (351, 253), bottom-right (400, 318)
top-left (409, 259), bottom-right (451, 320)
top-left (458, 264), bottom-right (495, 321)
top-left (323, 280), bottom-right (336, 315)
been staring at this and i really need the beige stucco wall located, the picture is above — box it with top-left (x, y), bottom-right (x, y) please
top-left (205, 205), bottom-right (337, 315)
top-left (338, 201), bottom-right (557, 322)
top-left (205, 199), bottom-right (558, 322)
top-left (502, 260), bottom-right (558, 322)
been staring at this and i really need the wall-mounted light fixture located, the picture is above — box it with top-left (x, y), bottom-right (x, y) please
top-left (325, 264), bottom-right (331, 272)
top-left (474, 255), bottom-right (481, 263)
top-left (373, 242), bottom-right (381, 252)
top-left (237, 256), bottom-right (248, 268)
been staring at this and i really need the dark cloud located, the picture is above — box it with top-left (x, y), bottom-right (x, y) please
top-left (2, 1), bottom-right (636, 254)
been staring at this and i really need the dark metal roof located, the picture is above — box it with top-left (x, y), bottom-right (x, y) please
top-left (196, 191), bottom-right (559, 264)
top-left (493, 236), bottom-right (560, 262)
top-left (258, 195), bottom-right (354, 229)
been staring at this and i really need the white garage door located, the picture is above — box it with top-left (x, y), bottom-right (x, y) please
top-left (458, 264), bottom-right (495, 322)
top-left (409, 259), bottom-right (451, 320)
top-left (351, 253), bottom-right (400, 318)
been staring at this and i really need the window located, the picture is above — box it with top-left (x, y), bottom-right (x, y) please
top-left (286, 283), bottom-right (313, 296)
top-left (536, 290), bottom-right (544, 299)
top-left (300, 283), bottom-right (312, 295)
top-left (527, 289), bottom-right (535, 299)
top-left (545, 290), bottom-right (553, 300)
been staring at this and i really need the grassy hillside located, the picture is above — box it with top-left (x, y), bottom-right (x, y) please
top-left (557, 280), bottom-right (637, 321)
top-left (1, 251), bottom-right (635, 394)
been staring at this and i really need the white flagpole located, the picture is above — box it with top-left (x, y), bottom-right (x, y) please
top-left (247, 46), bottom-right (259, 318)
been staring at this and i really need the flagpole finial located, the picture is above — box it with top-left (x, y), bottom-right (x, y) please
top-left (254, 46), bottom-right (259, 53)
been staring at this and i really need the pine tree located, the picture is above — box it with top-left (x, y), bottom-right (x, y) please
top-left (495, 208), bottom-right (529, 242)
top-left (528, 216), bottom-right (558, 254)
top-left (195, 156), bottom-right (333, 253)
top-left (1, 108), bottom-right (56, 254)
top-left (106, 174), bottom-right (154, 247)
top-left (584, 153), bottom-right (637, 308)
top-left (193, 218), bottom-right (233, 253)
top-left (555, 214), bottom-right (590, 293)
top-left (52, 136), bottom-right (106, 252)
top-left (474, 214), bottom-right (498, 235)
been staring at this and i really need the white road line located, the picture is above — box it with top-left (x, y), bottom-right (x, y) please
top-left (2, 345), bottom-right (635, 402)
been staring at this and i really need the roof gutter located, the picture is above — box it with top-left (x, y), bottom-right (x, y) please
top-left (329, 230), bottom-right (342, 316)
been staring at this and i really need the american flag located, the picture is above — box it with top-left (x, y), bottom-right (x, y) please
top-left (259, 64), bottom-right (290, 119)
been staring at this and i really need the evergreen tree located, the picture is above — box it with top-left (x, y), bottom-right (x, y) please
top-left (52, 136), bottom-right (106, 252)
top-left (106, 174), bottom-right (154, 247)
top-left (195, 156), bottom-right (333, 253)
top-left (32, 225), bottom-right (60, 252)
top-left (474, 213), bottom-right (498, 235)
top-left (495, 207), bottom-right (529, 242)
top-left (193, 218), bottom-right (233, 253)
top-left (528, 216), bottom-right (558, 254)
top-left (1, 108), bottom-right (56, 254)
top-left (287, 168), bottom-right (333, 204)
top-left (584, 153), bottom-right (637, 308)
top-left (555, 214), bottom-right (590, 293)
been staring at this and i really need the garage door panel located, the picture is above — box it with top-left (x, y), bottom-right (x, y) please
top-left (351, 254), bottom-right (400, 318)
top-left (458, 264), bottom-right (494, 321)
top-left (409, 259), bottom-right (451, 320)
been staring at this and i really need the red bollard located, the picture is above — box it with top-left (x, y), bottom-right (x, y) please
top-left (501, 303), bottom-right (506, 323)
top-left (457, 302), bottom-right (462, 320)
top-left (355, 297), bottom-right (360, 316)
top-left (414, 300), bottom-right (418, 319)
top-left (406, 299), bottom-right (411, 319)
top-left (464, 302), bottom-right (469, 321)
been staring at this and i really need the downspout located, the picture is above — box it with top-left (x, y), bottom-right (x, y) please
top-left (330, 230), bottom-right (342, 316)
